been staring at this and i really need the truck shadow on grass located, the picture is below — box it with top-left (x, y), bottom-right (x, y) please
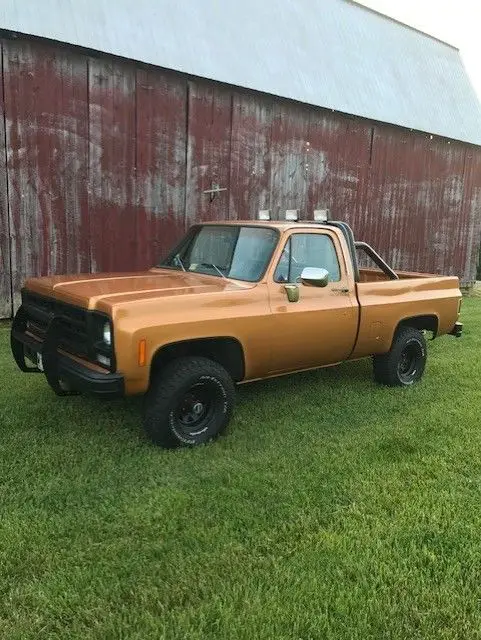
top-left (19, 354), bottom-right (441, 460)
top-left (235, 357), bottom-right (376, 411)
top-left (231, 355), bottom-right (444, 460)
top-left (30, 357), bottom-right (376, 444)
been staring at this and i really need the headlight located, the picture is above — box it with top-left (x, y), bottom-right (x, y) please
top-left (103, 323), bottom-right (112, 346)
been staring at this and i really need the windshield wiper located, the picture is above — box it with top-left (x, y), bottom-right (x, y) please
top-left (199, 263), bottom-right (227, 279)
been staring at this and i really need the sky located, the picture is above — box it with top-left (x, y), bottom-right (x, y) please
top-left (359, 0), bottom-right (481, 101)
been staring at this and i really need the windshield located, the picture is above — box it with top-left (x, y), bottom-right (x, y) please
top-left (160, 225), bottom-right (279, 282)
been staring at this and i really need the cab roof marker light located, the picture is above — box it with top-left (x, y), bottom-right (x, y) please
top-left (285, 210), bottom-right (299, 221)
top-left (314, 209), bottom-right (330, 223)
top-left (258, 210), bottom-right (271, 221)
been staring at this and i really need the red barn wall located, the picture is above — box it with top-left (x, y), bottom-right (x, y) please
top-left (1, 37), bottom-right (481, 318)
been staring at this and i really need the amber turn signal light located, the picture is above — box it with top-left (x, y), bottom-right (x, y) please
top-left (138, 339), bottom-right (147, 367)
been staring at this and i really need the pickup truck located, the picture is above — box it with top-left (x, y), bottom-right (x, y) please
top-left (11, 219), bottom-right (463, 448)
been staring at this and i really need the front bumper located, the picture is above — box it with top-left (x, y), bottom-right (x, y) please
top-left (11, 307), bottom-right (124, 398)
top-left (449, 321), bottom-right (463, 338)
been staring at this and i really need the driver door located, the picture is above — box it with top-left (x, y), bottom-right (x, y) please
top-left (267, 229), bottom-right (358, 373)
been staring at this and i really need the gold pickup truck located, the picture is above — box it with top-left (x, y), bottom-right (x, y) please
top-left (11, 219), bottom-right (463, 448)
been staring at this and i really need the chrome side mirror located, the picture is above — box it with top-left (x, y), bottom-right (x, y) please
top-left (300, 267), bottom-right (329, 288)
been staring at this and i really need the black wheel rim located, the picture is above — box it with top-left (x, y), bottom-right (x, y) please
top-left (397, 342), bottom-right (421, 383)
top-left (173, 381), bottom-right (216, 437)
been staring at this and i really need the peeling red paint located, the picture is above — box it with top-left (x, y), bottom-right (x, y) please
top-left (135, 68), bottom-right (187, 265)
top-left (1, 36), bottom-right (481, 318)
top-left (307, 111), bottom-right (371, 230)
top-left (88, 58), bottom-right (137, 273)
top-left (2, 39), bottom-right (89, 311)
top-left (268, 101), bottom-right (310, 219)
top-left (185, 81), bottom-right (232, 224)
top-left (0, 42), bottom-right (11, 318)
top-left (366, 131), bottom-right (477, 276)
top-left (229, 92), bottom-right (272, 220)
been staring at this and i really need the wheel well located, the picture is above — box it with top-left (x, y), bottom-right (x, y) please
top-left (397, 315), bottom-right (439, 338)
top-left (150, 338), bottom-right (245, 383)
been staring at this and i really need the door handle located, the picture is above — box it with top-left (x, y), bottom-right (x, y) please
top-left (332, 288), bottom-right (349, 294)
top-left (284, 284), bottom-right (300, 303)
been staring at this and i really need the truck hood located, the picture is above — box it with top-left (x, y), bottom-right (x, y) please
top-left (24, 269), bottom-right (254, 311)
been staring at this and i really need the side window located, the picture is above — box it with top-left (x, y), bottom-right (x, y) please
top-left (274, 233), bottom-right (341, 283)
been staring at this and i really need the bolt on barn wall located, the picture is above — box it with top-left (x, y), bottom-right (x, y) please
top-left (1, 36), bottom-right (480, 318)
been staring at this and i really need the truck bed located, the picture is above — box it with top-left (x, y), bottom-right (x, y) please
top-left (359, 268), bottom-right (444, 282)
top-left (350, 269), bottom-right (462, 360)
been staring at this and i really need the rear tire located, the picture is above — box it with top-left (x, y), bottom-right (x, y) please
top-left (373, 327), bottom-right (427, 387)
top-left (143, 356), bottom-right (235, 448)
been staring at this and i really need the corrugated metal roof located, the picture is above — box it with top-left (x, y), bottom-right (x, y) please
top-left (1, 0), bottom-right (481, 145)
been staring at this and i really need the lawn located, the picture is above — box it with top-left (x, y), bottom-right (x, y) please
top-left (1, 300), bottom-right (481, 639)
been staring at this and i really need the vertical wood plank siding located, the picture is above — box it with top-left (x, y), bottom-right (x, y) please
top-left (1, 36), bottom-right (480, 317)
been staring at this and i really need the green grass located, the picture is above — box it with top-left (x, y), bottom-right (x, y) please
top-left (1, 301), bottom-right (481, 639)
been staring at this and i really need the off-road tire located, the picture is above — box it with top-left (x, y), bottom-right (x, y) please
top-left (373, 326), bottom-right (427, 387)
top-left (143, 356), bottom-right (235, 448)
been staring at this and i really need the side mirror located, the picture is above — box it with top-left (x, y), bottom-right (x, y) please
top-left (300, 267), bottom-right (329, 288)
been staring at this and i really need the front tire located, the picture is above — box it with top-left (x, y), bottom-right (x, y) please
top-left (373, 327), bottom-right (427, 387)
top-left (143, 356), bottom-right (235, 448)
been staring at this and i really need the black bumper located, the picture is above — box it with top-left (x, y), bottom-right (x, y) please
top-left (11, 308), bottom-right (124, 398)
top-left (449, 321), bottom-right (463, 338)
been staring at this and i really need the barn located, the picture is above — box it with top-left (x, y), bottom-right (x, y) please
top-left (1, 0), bottom-right (481, 319)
